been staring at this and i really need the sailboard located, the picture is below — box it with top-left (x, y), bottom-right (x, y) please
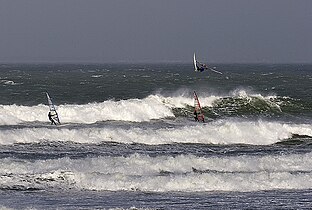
top-left (46, 92), bottom-right (61, 125)
top-left (193, 53), bottom-right (222, 74)
top-left (193, 91), bottom-right (205, 123)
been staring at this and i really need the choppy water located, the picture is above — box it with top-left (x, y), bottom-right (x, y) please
top-left (0, 63), bottom-right (312, 209)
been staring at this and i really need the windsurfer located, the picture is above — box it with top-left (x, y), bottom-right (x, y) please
top-left (194, 110), bottom-right (198, 121)
top-left (48, 111), bottom-right (57, 125)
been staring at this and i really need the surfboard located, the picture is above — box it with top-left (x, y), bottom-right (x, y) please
top-left (193, 91), bottom-right (205, 123)
top-left (46, 92), bottom-right (61, 125)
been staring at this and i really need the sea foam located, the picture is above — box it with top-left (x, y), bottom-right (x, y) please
top-left (0, 91), bottom-right (281, 126)
top-left (1, 153), bottom-right (312, 192)
top-left (0, 95), bottom-right (174, 125)
top-left (0, 120), bottom-right (311, 145)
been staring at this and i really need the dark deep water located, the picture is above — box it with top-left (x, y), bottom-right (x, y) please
top-left (0, 63), bottom-right (312, 209)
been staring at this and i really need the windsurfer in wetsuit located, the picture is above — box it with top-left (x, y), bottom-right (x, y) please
top-left (48, 111), bottom-right (56, 125)
top-left (194, 110), bottom-right (198, 121)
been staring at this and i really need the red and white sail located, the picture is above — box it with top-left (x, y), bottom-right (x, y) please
top-left (193, 91), bottom-right (205, 122)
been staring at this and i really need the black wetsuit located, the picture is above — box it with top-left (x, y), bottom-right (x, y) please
top-left (194, 111), bottom-right (198, 121)
top-left (48, 112), bottom-right (57, 125)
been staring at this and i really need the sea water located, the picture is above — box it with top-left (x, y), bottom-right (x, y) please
top-left (0, 63), bottom-right (311, 209)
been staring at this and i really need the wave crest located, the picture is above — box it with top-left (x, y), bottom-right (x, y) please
top-left (0, 120), bottom-right (311, 145)
top-left (0, 95), bottom-right (174, 125)
top-left (2, 153), bottom-right (312, 192)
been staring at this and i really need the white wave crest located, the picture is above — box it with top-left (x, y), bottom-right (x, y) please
top-left (1, 153), bottom-right (312, 192)
top-left (160, 94), bottom-right (220, 108)
top-left (0, 120), bottom-right (311, 145)
top-left (0, 90), bottom-right (286, 125)
top-left (161, 88), bottom-right (279, 108)
top-left (0, 79), bottom-right (22, 86)
top-left (0, 95), bottom-right (174, 125)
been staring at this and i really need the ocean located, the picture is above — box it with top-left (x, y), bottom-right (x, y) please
top-left (0, 63), bottom-right (312, 209)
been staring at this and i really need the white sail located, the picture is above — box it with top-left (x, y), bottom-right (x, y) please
top-left (46, 92), bottom-right (60, 124)
top-left (193, 53), bottom-right (198, 71)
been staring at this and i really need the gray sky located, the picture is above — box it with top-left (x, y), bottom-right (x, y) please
top-left (0, 0), bottom-right (311, 63)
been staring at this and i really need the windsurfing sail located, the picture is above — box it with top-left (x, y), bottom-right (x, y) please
top-left (46, 92), bottom-right (60, 125)
top-left (193, 53), bottom-right (198, 71)
top-left (193, 91), bottom-right (205, 123)
top-left (193, 53), bottom-right (222, 74)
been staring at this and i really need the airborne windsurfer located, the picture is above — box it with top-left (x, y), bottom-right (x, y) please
top-left (193, 53), bottom-right (222, 74)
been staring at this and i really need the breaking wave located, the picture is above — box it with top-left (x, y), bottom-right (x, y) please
top-left (0, 95), bottom-right (174, 125)
top-left (172, 89), bottom-right (310, 119)
top-left (0, 120), bottom-right (311, 145)
top-left (1, 153), bottom-right (312, 192)
top-left (0, 90), bottom-right (309, 126)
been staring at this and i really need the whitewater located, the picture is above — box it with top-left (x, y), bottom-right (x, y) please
top-left (1, 153), bottom-right (312, 192)
top-left (0, 119), bottom-right (311, 145)
top-left (0, 90), bottom-right (273, 125)
top-left (0, 63), bottom-right (311, 209)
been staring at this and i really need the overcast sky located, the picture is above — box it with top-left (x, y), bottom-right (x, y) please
top-left (0, 0), bottom-right (311, 63)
